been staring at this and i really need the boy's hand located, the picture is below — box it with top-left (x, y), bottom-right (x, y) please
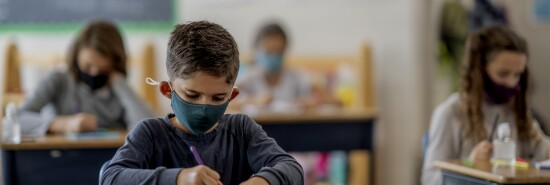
top-left (469, 140), bottom-right (493, 161)
top-left (177, 165), bottom-right (223, 185)
top-left (240, 176), bottom-right (269, 185)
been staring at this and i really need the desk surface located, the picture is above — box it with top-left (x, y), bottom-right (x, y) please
top-left (1, 132), bottom-right (127, 150)
top-left (252, 108), bottom-right (377, 123)
top-left (435, 160), bottom-right (550, 184)
top-left (1, 108), bottom-right (376, 151)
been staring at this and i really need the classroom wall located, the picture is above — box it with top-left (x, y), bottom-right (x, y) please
top-left (505, 0), bottom-right (550, 128)
top-left (0, 0), bottom-right (431, 184)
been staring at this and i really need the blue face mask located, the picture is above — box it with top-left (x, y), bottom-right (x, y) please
top-left (170, 91), bottom-right (230, 135)
top-left (256, 51), bottom-right (283, 73)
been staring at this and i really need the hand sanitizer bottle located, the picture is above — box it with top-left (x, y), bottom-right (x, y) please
top-left (2, 103), bottom-right (21, 144)
top-left (492, 122), bottom-right (515, 166)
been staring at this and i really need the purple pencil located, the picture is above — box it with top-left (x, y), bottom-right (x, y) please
top-left (190, 146), bottom-right (204, 165)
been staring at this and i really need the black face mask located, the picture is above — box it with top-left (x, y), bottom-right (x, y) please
top-left (77, 67), bottom-right (109, 91)
top-left (484, 75), bottom-right (521, 105)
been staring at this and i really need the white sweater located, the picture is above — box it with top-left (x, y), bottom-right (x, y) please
top-left (422, 93), bottom-right (550, 185)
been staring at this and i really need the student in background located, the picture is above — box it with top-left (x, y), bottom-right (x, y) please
top-left (235, 23), bottom-right (311, 113)
top-left (422, 25), bottom-right (550, 185)
top-left (18, 20), bottom-right (154, 136)
top-left (101, 21), bottom-right (303, 185)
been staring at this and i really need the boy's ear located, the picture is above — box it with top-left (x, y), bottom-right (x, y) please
top-left (230, 86), bottom-right (240, 100)
top-left (159, 81), bottom-right (172, 99)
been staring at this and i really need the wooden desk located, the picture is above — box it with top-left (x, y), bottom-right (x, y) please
top-left (253, 108), bottom-right (376, 185)
top-left (253, 108), bottom-right (376, 152)
top-left (252, 108), bottom-right (377, 123)
top-left (1, 132), bottom-right (126, 185)
top-left (2, 109), bottom-right (377, 185)
top-left (1, 132), bottom-right (126, 150)
top-left (435, 160), bottom-right (550, 184)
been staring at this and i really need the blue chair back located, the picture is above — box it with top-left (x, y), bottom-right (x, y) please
top-left (422, 132), bottom-right (429, 160)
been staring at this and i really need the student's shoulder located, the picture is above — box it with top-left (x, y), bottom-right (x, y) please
top-left (434, 93), bottom-right (461, 116)
top-left (223, 113), bottom-right (256, 126)
top-left (222, 113), bottom-right (260, 134)
top-left (42, 69), bottom-right (70, 84)
top-left (130, 117), bottom-right (170, 137)
top-left (284, 69), bottom-right (309, 83)
top-left (430, 93), bottom-right (462, 129)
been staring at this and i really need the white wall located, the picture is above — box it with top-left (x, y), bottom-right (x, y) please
top-left (0, 1), bottom-right (430, 184)
top-left (506, 0), bottom-right (550, 127)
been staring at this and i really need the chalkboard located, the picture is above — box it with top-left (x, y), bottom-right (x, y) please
top-left (534, 0), bottom-right (550, 23)
top-left (0, 0), bottom-right (176, 32)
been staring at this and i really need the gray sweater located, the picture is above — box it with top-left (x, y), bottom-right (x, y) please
top-left (422, 93), bottom-right (550, 185)
top-left (18, 70), bottom-right (154, 136)
top-left (101, 113), bottom-right (304, 185)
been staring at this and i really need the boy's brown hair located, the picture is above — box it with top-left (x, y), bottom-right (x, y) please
top-left (167, 21), bottom-right (240, 84)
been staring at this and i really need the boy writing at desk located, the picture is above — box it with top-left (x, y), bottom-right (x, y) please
top-left (101, 21), bottom-right (304, 185)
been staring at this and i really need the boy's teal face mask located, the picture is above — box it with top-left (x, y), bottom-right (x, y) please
top-left (170, 90), bottom-right (230, 135)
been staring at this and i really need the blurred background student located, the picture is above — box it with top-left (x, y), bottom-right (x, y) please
top-left (234, 22), bottom-right (340, 114)
top-left (422, 24), bottom-right (550, 185)
top-left (17, 20), bottom-right (154, 136)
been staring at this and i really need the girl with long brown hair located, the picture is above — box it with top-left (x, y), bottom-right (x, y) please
top-left (422, 25), bottom-right (550, 185)
top-left (18, 20), bottom-right (153, 135)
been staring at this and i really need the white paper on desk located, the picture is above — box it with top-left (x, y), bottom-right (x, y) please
top-left (21, 134), bottom-right (42, 141)
top-left (269, 101), bottom-right (305, 114)
top-left (535, 160), bottom-right (550, 169)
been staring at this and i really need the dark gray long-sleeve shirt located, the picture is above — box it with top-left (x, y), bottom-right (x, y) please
top-left (101, 113), bottom-right (304, 185)
top-left (18, 70), bottom-right (154, 136)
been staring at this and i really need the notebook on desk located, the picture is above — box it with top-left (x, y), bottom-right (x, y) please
top-left (64, 130), bottom-right (121, 141)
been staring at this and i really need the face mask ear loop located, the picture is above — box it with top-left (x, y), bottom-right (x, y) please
top-left (145, 77), bottom-right (160, 86)
top-left (146, 77), bottom-right (174, 92)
